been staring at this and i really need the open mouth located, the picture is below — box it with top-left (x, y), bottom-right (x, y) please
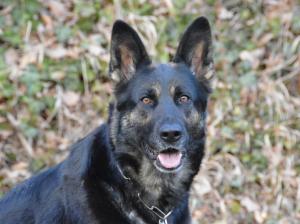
top-left (155, 148), bottom-right (183, 172)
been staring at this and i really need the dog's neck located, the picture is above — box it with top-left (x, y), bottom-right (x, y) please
top-left (113, 148), bottom-right (192, 214)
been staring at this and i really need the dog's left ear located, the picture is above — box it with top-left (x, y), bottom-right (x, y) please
top-left (109, 20), bottom-right (151, 83)
top-left (173, 17), bottom-right (214, 88)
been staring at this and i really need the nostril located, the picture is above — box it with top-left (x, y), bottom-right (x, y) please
top-left (160, 129), bottom-right (182, 142)
top-left (173, 131), bottom-right (181, 138)
top-left (161, 132), bottom-right (169, 139)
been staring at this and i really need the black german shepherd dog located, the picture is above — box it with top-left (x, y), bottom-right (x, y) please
top-left (0, 16), bottom-right (214, 224)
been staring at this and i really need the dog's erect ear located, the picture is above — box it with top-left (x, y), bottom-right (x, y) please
top-left (109, 20), bottom-right (151, 83)
top-left (173, 17), bottom-right (214, 87)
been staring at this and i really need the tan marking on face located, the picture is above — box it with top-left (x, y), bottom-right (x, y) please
top-left (128, 108), bottom-right (151, 126)
top-left (188, 108), bottom-right (200, 125)
top-left (186, 108), bottom-right (206, 131)
top-left (151, 82), bottom-right (161, 97)
top-left (169, 85), bottom-right (176, 96)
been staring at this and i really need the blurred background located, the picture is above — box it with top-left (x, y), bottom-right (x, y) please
top-left (0, 0), bottom-right (299, 223)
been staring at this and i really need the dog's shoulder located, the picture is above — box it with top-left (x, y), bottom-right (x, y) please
top-left (0, 163), bottom-right (64, 223)
top-left (0, 124), bottom-right (110, 224)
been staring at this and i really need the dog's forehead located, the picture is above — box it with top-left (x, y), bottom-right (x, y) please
top-left (152, 63), bottom-right (189, 78)
top-left (136, 63), bottom-right (194, 86)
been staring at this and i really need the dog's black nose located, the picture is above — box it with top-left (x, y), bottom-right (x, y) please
top-left (160, 124), bottom-right (182, 143)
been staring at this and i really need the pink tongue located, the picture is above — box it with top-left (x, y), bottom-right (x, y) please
top-left (158, 152), bottom-right (182, 169)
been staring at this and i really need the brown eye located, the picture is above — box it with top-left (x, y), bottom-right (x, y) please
top-left (141, 97), bottom-right (153, 105)
top-left (179, 95), bottom-right (190, 104)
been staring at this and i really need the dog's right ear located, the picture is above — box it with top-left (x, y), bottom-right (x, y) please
top-left (109, 20), bottom-right (151, 83)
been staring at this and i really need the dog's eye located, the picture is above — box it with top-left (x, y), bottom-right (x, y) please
top-left (141, 97), bottom-right (154, 105)
top-left (179, 95), bottom-right (190, 104)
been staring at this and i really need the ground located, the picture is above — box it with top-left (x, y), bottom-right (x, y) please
top-left (0, 0), bottom-right (299, 223)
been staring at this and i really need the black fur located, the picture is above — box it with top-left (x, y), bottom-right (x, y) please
top-left (0, 17), bottom-right (214, 224)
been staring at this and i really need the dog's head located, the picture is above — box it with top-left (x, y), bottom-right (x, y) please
top-left (109, 17), bottom-right (214, 175)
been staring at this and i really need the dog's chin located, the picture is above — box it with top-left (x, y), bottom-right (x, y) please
top-left (153, 148), bottom-right (184, 174)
